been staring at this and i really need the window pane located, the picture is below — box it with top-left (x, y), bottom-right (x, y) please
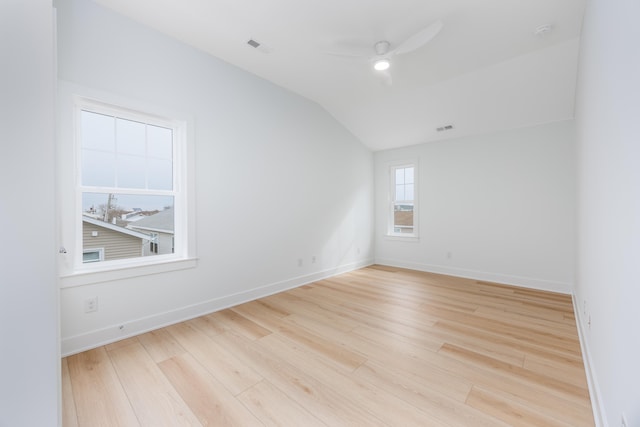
top-left (404, 167), bottom-right (414, 184)
top-left (116, 118), bottom-right (146, 156)
top-left (81, 111), bottom-right (114, 151)
top-left (393, 203), bottom-right (414, 234)
top-left (82, 150), bottom-right (116, 187)
top-left (395, 168), bottom-right (405, 185)
top-left (405, 183), bottom-right (414, 201)
top-left (395, 184), bottom-right (405, 201)
top-left (116, 154), bottom-right (146, 189)
top-left (148, 158), bottom-right (173, 190)
top-left (147, 125), bottom-right (173, 160)
top-left (82, 193), bottom-right (175, 261)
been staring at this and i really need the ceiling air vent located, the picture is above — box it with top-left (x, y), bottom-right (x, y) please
top-left (246, 38), bottom-right (273, 54)
top-left (436, 124), bottom-right (454, 132)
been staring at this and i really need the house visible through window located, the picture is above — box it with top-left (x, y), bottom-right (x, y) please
top-left (389, 163), bottom-right (417, 237)
top-left (77, 100), bottom-right (182, 266)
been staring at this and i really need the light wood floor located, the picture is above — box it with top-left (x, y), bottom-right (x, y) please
top-left (62, 265), bottom-right (594, 426)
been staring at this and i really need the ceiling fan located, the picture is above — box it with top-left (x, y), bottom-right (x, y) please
top-left (329, 20), bottom-right (444, 85)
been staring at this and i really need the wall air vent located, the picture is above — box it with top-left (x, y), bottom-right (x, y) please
top-left (436, 124), bottom-right (455, 132)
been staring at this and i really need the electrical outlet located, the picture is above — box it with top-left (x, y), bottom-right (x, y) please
top-left (446, 251), bottom-right (452, 259)
top-left (84, 296), bottom-right (98, 313)
top-left (297, 258), bottom-right (303, 267)
top-left (311, 255), bottom-right (316, 264)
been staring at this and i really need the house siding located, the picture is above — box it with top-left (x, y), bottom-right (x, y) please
top-left (83, 223), bottom-right (144, 261)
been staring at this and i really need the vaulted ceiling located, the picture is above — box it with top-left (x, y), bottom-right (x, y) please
top-left (93, 0), bottom-right (586, 151)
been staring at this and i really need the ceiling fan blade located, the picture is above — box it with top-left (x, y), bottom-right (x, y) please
top-left (393, 20), bottom-right (443, 55)
top-left (325, 51), bottom-right (368, 58)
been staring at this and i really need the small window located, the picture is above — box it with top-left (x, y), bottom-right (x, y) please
top-left (389, 163), bottom-right (418, 237)
top-left (83, 248), bottom-right (104, 263)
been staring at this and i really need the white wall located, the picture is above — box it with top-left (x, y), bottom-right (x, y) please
top-left (56, 0), bottom-right (373, 355)
top-left (375, 121), bottom-right (575, 293)
top-left (0, 1), bottom-right (59, 426)
top-left (574, 0), bottom-right (640, 425)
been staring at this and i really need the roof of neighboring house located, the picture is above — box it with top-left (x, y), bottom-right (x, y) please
top-left (83, 216), bottom-right (150, 240)
top-left (128, 207), bottom-right (174, 234)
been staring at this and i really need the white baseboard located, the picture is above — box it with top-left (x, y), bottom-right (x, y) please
top-left (61, 259), bottom-right (373, 356)
top-left (572, 294), bottom-right (607, 427)
top-left (374, 258), bottom-right (572, 294)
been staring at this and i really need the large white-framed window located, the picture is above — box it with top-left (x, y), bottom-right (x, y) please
top-left (388, 162), bottom-right (418, 238)
top-left (58, 89), bottom-right (196, 286)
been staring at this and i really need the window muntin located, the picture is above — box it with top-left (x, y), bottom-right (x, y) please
top-left (80, 111), bottom-right (173, 191)
top-left (76, 101), bottom-right (183, 269)
top-left (389, 164), bottom-right (418, 237)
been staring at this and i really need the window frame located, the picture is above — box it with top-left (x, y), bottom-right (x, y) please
top-left (57, 85), bottom-right (197, 288)
top-left (387, 161), bottom-right (419, 240)
top-left (74, 98), bottom-right (185, 270)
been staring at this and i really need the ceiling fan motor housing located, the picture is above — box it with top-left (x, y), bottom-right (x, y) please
top-left (374, 40), bottom-right (391, 55)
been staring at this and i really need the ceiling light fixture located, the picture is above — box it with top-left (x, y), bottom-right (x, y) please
top-left (373, 58), bottom-right (390, 71)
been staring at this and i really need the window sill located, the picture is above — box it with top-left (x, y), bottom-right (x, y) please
top-left (59, 257), bottom-right (198, 288)
top-left (385, 234), bottom-right (420, 242)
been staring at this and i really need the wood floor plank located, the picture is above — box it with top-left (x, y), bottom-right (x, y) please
top-left (409, 342), bottom-right (594, 424)
top-left (433, 319), bottom-right (584, 363)
top-left (107, 342), bottom-right (202, 426)
top-left (274, 323), bottom-right (367, 372)
top-left (438, 343), bottom-right (591, 405)
top-left (238, 380), bottom-right (328, 427)
top-left (61, 358), bottom-right (79, 427)
top-left (473, 380), bottom-right (595, 426)
top-left (159, 353), bottom-right (263, 426)
top-left (165, 321), bottom-right (263, 396)
top-left (62, 266), bottom-right (594, 426)
top-left (137, 328), bottom-right (186, 363)
top-left (424, 323), bottom-right (527, 366)
top-left (354, 361), bottom-right (510, 427)
top-left (214, 330), bottom-right (388, 426)
top-left (523, 352), bottom-right (590, 389)
top-left (423, 303), bottom-right (582, 355)
top-left (466, 386), bottom-right (579, 427)
top-left (186, 313), bottom-right (231, 338)
top-left (230, 302), bottom-right (289, 333)
top-left (351, 323), bottom-right (444, 354)
top-left (210, 308), bottom-right (272, 340)
top-left (258, 333), bottom-right (449, 427)
top-left (66, 348), bottom-right (140, 427)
